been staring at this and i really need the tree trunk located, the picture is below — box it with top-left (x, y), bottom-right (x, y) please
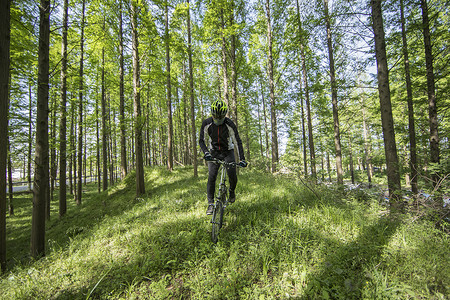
top-left (7, 138), bottom-right (13, 215)
top-left (31, 0), bottom-right (50, 258)
top-left (420, 0), bottom-right (440, 188)
top-left (400, 0), bottom-right (418, 194)
top-left (327, 151), bottom-right (331, 181)
top-left (165, 0), bottom-right (174, 171)
top-left (59, 0), bottom-right (68, 217)
top-left (324, 0), bottom-right (343, 185)
top-left (348, 131), bottom-right (355, 184)
top-left (119, 0), bottom-right (127, 179)
top-left (260, 79), bottom-right (270, 172)
top-left (77, 0), bottom-right (85, 205)
top-left (48, 97), bottom-right (56, 220)
top-left (101, 45), bottom-right (108, 192)
top-left (265, 0), bottom-right (279, 173)
top-left (187, 0), bottom-right (197, 176)
top-left (230, 5), bottom-right (238, 125)
top-left (95, 73), bottom-right (101, 193)
top-left (296, 0), bottom-right (315, 179)
top-left (220, 9), bottom-right (229, 105)
top-left (362, 100), bottom-right (373, 187)
top-left (371, 0), bottom-right (401, 205)
top-left (28, 83), bottom-right (32, 190)
top-left (69, 103), bottom-right (74, 195)
top-left (0, 0), bottom-right (10, 272)
top-left (132, 0), bottom-right (145, 195)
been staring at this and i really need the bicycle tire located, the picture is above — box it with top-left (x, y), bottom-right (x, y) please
top-left (218, 199), bottom-right (224, 230)
top-left (211, 201), bottom-right (223, 243)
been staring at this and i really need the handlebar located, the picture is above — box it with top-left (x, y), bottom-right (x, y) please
top-left (205, 158), bottom-right (242, 167)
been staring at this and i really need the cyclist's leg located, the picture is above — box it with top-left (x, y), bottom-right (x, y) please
top-left (207, 160), bottom-right (220, 203)
top-left (225, 150), bottom-right (237, 199)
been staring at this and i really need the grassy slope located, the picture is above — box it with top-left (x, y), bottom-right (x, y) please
top-left (1, 166), bottom-right (448, 299)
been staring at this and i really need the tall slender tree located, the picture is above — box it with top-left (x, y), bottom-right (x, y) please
top-left (101, 45), bottom-right (108, 192)
top-left (371, 0), bottom-right (401, 205)
top-left (132, 0), bottom-right (145, 195)
top-left (229, 2), bottom-right (238, 124)
top-left (77, 0), bottom-right (86, 205)
top-left (324, 0), bottom-right (343, 184)
top-left (28, 83), bottom-right (32, 190)
top-left (165, 0), bottom-right (174, 171)
top-left (265, 0), bottom-right (279, 173)
top-left (400, 0), bottom-right (418, 194)
top-left (220, 7), bottom-right (229, 105)
top-left (296, 0), bottom-right (315, 179)
top-left (0, 0), bottom-right (11, 273)
top-left (420, 0), bottom-right (440, 188)
top-left (187, 0), bottom-right (197, 177)
top-left (362, 97), bottom-right (373, 187)
top-left (59, 0), bottom-right (68, 216)
top-left (119, 0), bottom-right (127, 179)
top-left (31, 0), bottom-right (50, 258)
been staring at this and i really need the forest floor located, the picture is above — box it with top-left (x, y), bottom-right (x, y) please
top-left (1, 166), bottom-right (449, 299)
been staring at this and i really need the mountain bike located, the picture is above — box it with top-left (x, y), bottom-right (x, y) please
top-left (209, 158), bottom-right (240, 244)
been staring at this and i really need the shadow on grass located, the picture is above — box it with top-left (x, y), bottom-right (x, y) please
top-left (301, 216), bottom-right (401, 299)
top-left (215, 179), bottom-right (402, 299)
top-left (4, 167), bottom-right (403, 299)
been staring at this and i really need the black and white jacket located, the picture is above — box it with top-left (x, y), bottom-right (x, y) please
top-left (199, 117), bottom-right (245, 161)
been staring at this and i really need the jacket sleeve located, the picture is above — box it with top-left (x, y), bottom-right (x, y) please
top-left (199, 119), bottom-right (208, 154)
top-left (228, 119), bottom-right (245, 161)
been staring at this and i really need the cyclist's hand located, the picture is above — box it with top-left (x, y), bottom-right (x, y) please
top-left (204, 152), bottom-right (213, 161)
top-left (239, 160), bottom-right (248, 167)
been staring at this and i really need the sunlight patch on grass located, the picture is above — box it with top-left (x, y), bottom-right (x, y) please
top-left (1, 167), bottom-right (449, 299)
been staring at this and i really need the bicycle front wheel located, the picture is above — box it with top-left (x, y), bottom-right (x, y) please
top-left (211, 201), bottom-right (223, 243)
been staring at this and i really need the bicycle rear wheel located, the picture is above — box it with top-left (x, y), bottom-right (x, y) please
top-left (211, 201), bottom-right (223, 243)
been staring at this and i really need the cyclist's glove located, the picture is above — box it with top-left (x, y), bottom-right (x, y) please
top-left (239, 160), bottom-right (248, 167)
top-left (204, 152), bottom-right (213, 161)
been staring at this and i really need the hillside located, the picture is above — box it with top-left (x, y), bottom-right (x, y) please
top-left (1, 166), bottom-right (449, 299)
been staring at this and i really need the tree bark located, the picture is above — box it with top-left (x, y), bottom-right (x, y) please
top-left (0, 0), bottom-right (10, 272)
top-left (119, 0), bottom-right (127, 179)
top-left (220, 8), bottom-right (229, 105)
top-left (49, 97), bottom-right (56, 220)
top-left (101, 45), bottom-right (108, 192)
top-left (69, 102), bottom-right (74, 195)
top-left (260, 79), bottom-right (270, 172)
top-left (420, 0), bottom-right (440, 188)
top-left (265, 0), bottom-right (279, 173)
top-left (296, 0), bottom-right (315, 179)
top-left (77, 0), bottom-right (85, 205)
top-left (165, 0), bottom-right (174, 171)
top-left (31, 0), bottom-right (50, 258)
top-left (132, 0), bottom-right (145, 195)
top-left (229, 4), bottom-right (238, 125)
top-left (28, 83), bottom-right (33, 190)
top-left (7, 138), bottom-right (13, 215)
top-left (362, 100), bottom-right (373, 187)
top-left (348, 131), bottom-right (355, 184)
top-left (95, 73), bottom-right (101, 193)
top-left (371, 0), bottom-right (401, 204)
top-left (324, 0), bottom-right (343, 184)
top-left (187, 0), bottom-right (197, 176)
top-left (400, 0), bottom-right (418, 194)
top-left (59, 0), bottom-right (68, 216)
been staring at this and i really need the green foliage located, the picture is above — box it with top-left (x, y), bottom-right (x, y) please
top-left (2, 167), bottom-right (448, 299)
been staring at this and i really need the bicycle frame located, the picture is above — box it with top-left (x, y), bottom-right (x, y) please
top-left (209, 158), bottom-right (239, 243)
top-left (217, 161), bottom-right (229, 206)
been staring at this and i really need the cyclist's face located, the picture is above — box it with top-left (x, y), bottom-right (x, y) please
top-left (212, 114), bottom-right (225, 125)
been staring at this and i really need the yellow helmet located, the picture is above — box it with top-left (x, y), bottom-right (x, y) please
top-left (211, 99), bottom-right (228, 118)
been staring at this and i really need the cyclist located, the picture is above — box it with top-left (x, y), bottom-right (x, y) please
top-left (199, 99), bottom-right (247, 215)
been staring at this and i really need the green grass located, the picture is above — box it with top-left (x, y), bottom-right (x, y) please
top-left (1, 166), bottom-right (449, 299)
